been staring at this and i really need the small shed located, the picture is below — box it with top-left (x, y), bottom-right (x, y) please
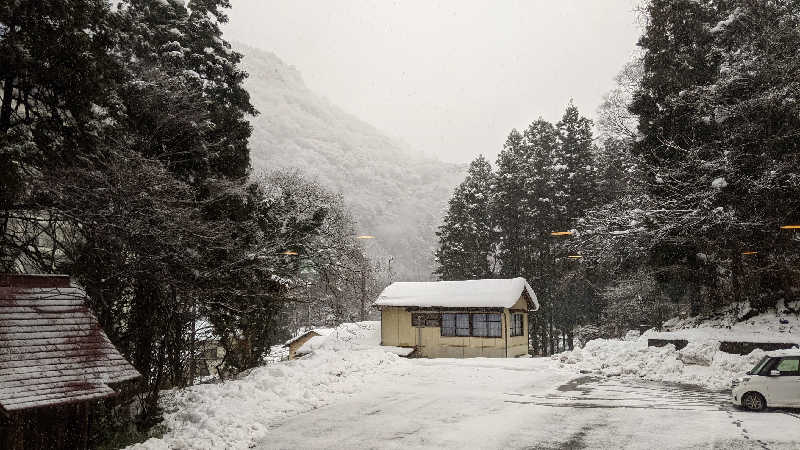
top-left (374, 277), bottom-right (539, 358)
top-left (0, 274), bottom-right (141, 450)
top-left (283, 330), bottom-right (321, 360)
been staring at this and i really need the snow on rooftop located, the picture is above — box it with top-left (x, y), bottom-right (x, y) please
top-left (373, 277), bottom-right (538, 310)
top-left (296, 335), bottom-right (328, 355)
top-left (0, 284), bottom-right (140, 412)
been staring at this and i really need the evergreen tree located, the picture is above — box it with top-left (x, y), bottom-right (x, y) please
top-left (435, 155), bottom-right (496, 280)
top-left (554, 102), bottom-right (597, 227)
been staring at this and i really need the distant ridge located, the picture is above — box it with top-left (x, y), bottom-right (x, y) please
top-left (237, 44), bottom-right (464, 280)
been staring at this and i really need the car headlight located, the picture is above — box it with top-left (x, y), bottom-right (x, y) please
top-left (732, 376), bottom-right (750, 388)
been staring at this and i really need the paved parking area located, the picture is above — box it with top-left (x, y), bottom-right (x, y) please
top-left (256, 359), bottom-right (800, 449)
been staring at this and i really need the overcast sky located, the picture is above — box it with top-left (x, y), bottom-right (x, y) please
top-left (225, 0), bottom-right (643, 164)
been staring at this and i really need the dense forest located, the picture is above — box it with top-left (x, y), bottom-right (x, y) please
top-left (435, 0), bottom-right (800, 355)
top-left (0, 0), bottom-right (381, 443)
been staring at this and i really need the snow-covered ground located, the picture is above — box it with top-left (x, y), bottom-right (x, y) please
top-left (130, 318), bottom-right (800, 449)
top-left (558, 304), bottom-right (799, 391)
top-left (655, 299), bottom-right (800, 343)
top-left (556, 336), bottom-right (770, 390)
top-left (256, 369), bottom-right (800, 450)
top-left (130, 322), bottom-right (395, 449)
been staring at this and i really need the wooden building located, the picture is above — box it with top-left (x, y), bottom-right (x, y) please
top-left (374, 277), bottom-right (538, 358)
top-left (283, 330), bottom-right (321, 360)
top-left (0, 274), bottom-right (141, 450)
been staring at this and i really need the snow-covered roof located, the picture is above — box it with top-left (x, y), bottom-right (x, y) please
top-left (296, 335), bottom-right (328, 355)
top-left (283, 330), bottom-right (320, 347)
top-left (374, 277), bottom-right (538, 310)
top-left (0, 275), bottom-right (141, 412)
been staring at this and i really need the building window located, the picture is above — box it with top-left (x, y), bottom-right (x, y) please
top-left (441, 313), bottom-right (470, 336)
top-left (442, 313), bottom-right (501, 337)
top-left (441, 313), bottom-right (455, 336)
top-left (456, 313), bottom-right (471, 336)
top-left (511, 313), bottom-right (524, 337)
top-left (412, 313), bottom-right (441, 327)
top-left (473, 313), bottom-right (502, 337)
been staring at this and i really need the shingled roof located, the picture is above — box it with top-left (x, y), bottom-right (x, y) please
top-left (0, 274), bottom-right (141, 412)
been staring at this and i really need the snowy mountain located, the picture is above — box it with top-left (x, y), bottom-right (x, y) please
top-left (238, 44), bottom-right (464, 280)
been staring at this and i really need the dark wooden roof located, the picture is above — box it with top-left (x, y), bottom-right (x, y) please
top-left (0, 275), bottom-right (140, 412)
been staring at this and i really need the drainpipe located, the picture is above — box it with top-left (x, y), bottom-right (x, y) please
top-left (504, 310), bottom-right (508, 358)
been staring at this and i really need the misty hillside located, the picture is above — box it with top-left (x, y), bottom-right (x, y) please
top-left (238, 45), bottom-right (464, 280)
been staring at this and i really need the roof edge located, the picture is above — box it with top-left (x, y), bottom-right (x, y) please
top-left (0, 274), bottom-right (71, 289)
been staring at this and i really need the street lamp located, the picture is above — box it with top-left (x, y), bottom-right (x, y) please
top-left (551, 231), bottom-right (573, 236)
top-left (355, 235), bottom-right (376, 239)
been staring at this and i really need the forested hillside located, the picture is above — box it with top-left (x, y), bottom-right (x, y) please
top-left (238, 45), bottom-right (464, 281)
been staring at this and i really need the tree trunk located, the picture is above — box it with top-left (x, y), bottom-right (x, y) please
top-left (0, 75), bottom-right (14, 132)
top-left (360, 269), bottom-right (367, 321)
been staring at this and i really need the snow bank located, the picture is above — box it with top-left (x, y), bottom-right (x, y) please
top-left (557, 337), bottom-right (768, 390)
top-left (646, 327), bottom-right (800, 345)
top-left (130, 321), bottom-right (406, 450)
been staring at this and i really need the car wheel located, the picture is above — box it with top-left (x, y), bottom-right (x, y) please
top-left (741, 392), bottom-right (766, 411)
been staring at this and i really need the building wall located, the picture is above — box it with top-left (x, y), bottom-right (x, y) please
top-left (505, 296), bottom-right (529, 357)
top-left (379, 296), bottom-right (531, 358)
top-left (380, 307), bottom-right (415, 347)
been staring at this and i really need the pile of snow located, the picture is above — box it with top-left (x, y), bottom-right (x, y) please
top-left (557, 337), bottom-right (769, 390)
top-left (130, 321), bottom-right (407, 450)
top-left (676, 341), bottom-right (719, 366)
top-left (559, 304), bottom-right (799, 390)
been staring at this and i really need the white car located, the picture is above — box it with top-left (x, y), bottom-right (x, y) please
top-left (731, 349), bottom-right (800, 411)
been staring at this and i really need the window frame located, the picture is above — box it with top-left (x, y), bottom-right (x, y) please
top-left (440, 312), bottom-right (502, 338)
top-left (774, 357), bottom-right (800, 376)
top-left (511, 313), bottom-right (525, 337)
top-left (455, 313), bottom-right (471, 336)
top-left (441, 313), bottom-right (457, 336)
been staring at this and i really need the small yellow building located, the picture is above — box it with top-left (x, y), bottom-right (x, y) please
top-left (374, 277), bottom-right (538, 358)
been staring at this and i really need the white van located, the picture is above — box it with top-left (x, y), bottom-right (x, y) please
top-left (731, 349), bottom-right (800, 411)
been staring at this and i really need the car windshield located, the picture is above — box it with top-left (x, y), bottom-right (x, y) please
top-left (748, 356), bottom-right (771, 375)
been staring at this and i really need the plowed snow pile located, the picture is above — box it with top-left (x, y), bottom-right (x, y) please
top-left (557, 338), bottom-right (769, 390)
top-left (130, 321), bottom-right (406, 450)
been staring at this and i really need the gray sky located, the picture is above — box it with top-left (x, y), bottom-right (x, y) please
top-left (225, 0), bottom-right (643, 164)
